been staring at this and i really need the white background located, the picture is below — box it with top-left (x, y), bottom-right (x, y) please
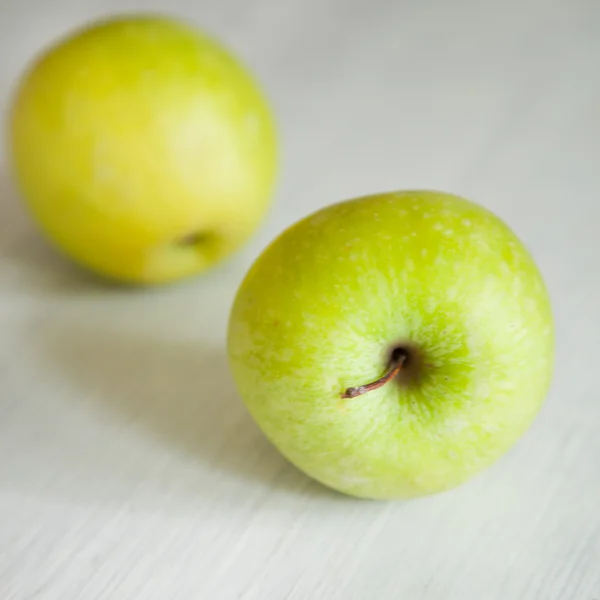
top-left (1, 0), bottom-right (599, 598)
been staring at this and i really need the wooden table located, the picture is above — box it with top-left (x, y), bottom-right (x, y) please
top-left (1, 0), bottom-right (599, 598)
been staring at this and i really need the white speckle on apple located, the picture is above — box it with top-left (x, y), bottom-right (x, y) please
top-left (497, 379), bottom-right (516, 392)
top-left (433, 223), bottom-right (443, 230)
top-left (308, 211), bottom-right (330, 227)
top-left (339, 474), bottom-right (371, 488)
top-left (524, 298), bottom-right (536, 312)
top-left (462, 219), bottom-right (472, 227)
top-left (445, 229), bottom-right (454, 236)
top-left (477, 382), bottom-right (490, 399)
top-left (421, 248), bottom-right (428, 257)
top-left (423, 212), bottom-right (432, 218)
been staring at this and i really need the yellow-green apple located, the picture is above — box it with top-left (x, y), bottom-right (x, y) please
top-left (227, 190), bottom-right (554, 500)
top-left (6, 14), bottom-right (277, 284)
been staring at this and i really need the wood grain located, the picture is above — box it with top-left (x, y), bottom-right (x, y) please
top-left (1, 0), bottom-right (599, 598)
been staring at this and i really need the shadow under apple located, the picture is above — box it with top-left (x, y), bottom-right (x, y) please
top-left (0, 167), bottom-right (344, 508)
top-left (31, 318), bottom-right (340, 507)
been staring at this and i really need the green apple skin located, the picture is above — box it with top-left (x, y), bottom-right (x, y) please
top-left (227, 190), bottom-right (555, 500)
top-left (7, 14), bottom-right (277, 284)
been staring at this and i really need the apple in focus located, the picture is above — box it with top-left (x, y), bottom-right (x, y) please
top-left (6, 14), bottom-right (277, 284)
top-left (227, 190), bottom-right (554, 500)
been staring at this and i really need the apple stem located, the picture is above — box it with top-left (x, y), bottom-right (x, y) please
top-left (341, 349), bottom-right (408, 399)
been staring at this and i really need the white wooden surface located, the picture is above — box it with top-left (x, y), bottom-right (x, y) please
top-left (1, 0), bottom-right (599, 598)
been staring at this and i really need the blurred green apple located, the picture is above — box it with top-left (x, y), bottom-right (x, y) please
top-left (6, 14), bottom-right (277, 284)
top-left (227, 190), bottom-right (554, 500)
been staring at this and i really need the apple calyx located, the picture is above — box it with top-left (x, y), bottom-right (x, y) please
top-left (341, 348), bottom-right (408, 399)
top-left (177, 231), bottom-right (209, 247)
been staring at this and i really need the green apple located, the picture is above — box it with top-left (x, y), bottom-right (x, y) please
top-left (227, 190), bottom-right (554, 500)
top-left (6, 14), bottom-right (277, 284)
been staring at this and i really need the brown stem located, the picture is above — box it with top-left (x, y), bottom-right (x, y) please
top-left (341, 350), bottom-right (408, 399)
